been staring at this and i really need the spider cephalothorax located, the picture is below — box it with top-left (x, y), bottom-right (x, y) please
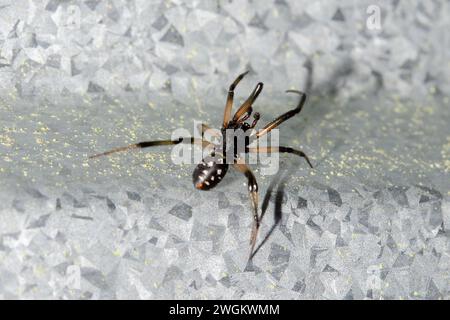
top-left (90, 71), bottom-right (313, 258)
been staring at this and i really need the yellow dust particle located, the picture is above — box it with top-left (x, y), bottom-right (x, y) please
top-left (0, 135), bottom-right (14, 147)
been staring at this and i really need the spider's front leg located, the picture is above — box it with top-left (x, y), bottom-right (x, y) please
top-left (223, 71), bottom-right (249, 127)
top-left (89, 137), bottom-right (210, 159)
top-left (254, 90), bottom-right (307, 138)
top-left (232, 82), bottom-right (263, 123)
top-left (233, 163), bottom-right (260, 257)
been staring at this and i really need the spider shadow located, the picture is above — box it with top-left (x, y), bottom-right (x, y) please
top-left (248, 164), bottom-right (297, 262)
top-left (294, 58), bottom-right (355, 136)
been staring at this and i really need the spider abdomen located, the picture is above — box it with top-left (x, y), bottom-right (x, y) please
top-left (193, 158), bottom-right (228, 190)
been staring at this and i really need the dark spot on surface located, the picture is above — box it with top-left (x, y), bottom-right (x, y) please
top-left (416, 186), bottom-right (442, 200)
top-left (82, 291), bottom-right (93, 300)
top-left (205, 274), bottom-right (217, 286)
top-left (336, 235), bottom-right (346, 247)
top-left (73, 198), bottom-right (87, 208)
top-left (292, 280), bottom-right (306, 293)
top-left (249, 14), bottom-right (267, 30)
top-left (28, 214), bottom-right (50, 228)
top-left (189, 280), bottom-right (197, 289)
top-left (343, 208), bottom-right (352, 222)
top-left (45, 0), bottom-right (68, 12)
top-left (87, 81), bottom-right (105, 93)
top-left (81, 268), bottom-right (108, 290)
top-left (123, 27), bottom-right (132, 37)
top-left (297, 196), bottom-right (307, 208)
top-left (71, 214), bottom-right (94, 221)
top-left (432, 247), bottom-right (441, 258)
top-left (163, 266), bottom-right (183, 283)
top-left (168, 203), bottom-right (192, 221)
top-left (55, 232), bottom-right (66, 243)
top-left (306, 217), bottom-right (323, 236)
top-left (386, 235), bottom-right (397, 250)
top-left (219, 275), bottom-right (231, 288)
top-left (332, 8), bottom-right (345, 21)
top-left (393, 253), bottom-right (413, 268)
top-left (53, 262), bottom-right (70, 275)
top-left (149, 217), bottom-right (165, 231)
top-left (227, 211), bottom-right (240, 228)
top-left (373, 190), bottom-right (383, 200)
top-left (419, 195), bottom-right (429, 203)
top-left (56, 198), bottom-right (62, 210)
top-left (389, 186), bottom-right (409, 207)
top-left (327, 188), bottom-right (342, 207)
top-left (26, 187), bottom-right (47, 199)
top-left (344, 289), bottom-right (353, 300)
top-left (85, 0), bottom-right (100, 11)
top-left (152, 15), bottom-right (168, 30)
top-left (358, 209), bottom-right (370, 228)
top-left (106, 198), bottom-right (115, 211)
top-left (268, 243), bottom-right (290, 265)
top-left (322, 264), bottom-right (338, 272)
top-left (126, 191), bottom-right (141, 201)
top-left (278, 224), bottom-right (293, 243)
top-left (161, 25), bottom-right (184, 46)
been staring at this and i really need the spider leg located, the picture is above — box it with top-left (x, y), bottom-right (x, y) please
top-left (232, 82), bottom-right (263, 123)
top-left (238, 107), bottom-right (253, 123)
top-left (246, 146), bottom-right (313, 168)
top-left (89, 137), bottom-right (210, 159)
top-left (250, 112), bottom-right (260, 129)
top-left (233, 163), bottom-right (260, 257)
top-left (223, 71), bottom-right (249, 128)
top-left (255, 90), bottom-right (307, 138)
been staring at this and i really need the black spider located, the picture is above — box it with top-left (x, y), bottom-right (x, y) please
top-left (90, 71), bottom-right (313, 257)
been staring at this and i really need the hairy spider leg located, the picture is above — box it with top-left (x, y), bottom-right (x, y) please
top-left (255, 90), bottom-right (307, 138)
top-left (233, 163), bottom-right (260, 258)
top-left (232, 82), bottom-right (263, 123)
top-left (223, 71), bottom-right (249, 128)
top-left (246, 146), bottom-right (313, 168)
top-left (89, 137), bottom-right (211, 159)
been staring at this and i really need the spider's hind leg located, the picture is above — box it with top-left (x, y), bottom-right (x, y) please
top-left (246, 146), bottom-right (313, 168)
top-left (233, 163), bottom-right (260, 257)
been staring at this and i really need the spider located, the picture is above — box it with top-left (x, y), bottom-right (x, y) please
top-left (89, 71), bottom-right (313, 257)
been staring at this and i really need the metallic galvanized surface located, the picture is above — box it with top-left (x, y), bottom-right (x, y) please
top-left (0, 0), bottom-right (449, 299)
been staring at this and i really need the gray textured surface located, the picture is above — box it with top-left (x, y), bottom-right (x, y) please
top-left (1, 0), bottom-right (449, 299)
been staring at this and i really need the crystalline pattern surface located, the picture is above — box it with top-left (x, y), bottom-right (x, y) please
top-left (0, 0), bottom-right (449, 299)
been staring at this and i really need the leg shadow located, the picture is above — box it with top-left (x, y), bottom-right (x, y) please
top-left (248, 165), bottom-right (295, 262)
